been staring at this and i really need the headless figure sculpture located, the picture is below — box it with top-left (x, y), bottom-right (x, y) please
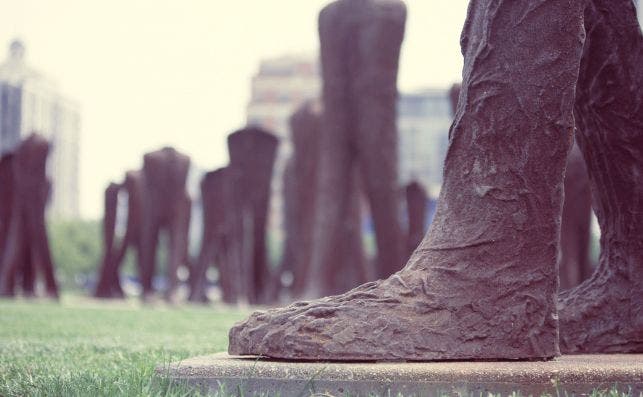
top-left (226, 127), bottom-right (278, 304)
top-left (189, 168), bottom-right (233, 303)
top-left (229, 0), bottom-right (642, 359)
top-left (138, 147), bottom-right (191, 302)
top-left (301, 0), bottom-right (406, 300)
top-left (94, 182), bottom-right (124, 298)
top-left (0, 134), bottom-right (58, 298)
top-left (283, 104), bottom-right (321, 297)
top-left (94, 170), bottom-right (144, 298)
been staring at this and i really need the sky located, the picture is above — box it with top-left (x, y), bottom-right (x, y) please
top-left (0, 0), bottom-right (470, 219)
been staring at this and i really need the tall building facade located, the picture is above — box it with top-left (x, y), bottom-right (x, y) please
top-left (0, 40), bottom-right (80, 219)
top-left (246, 55), bottom-right (321, 249)
top-left (397, 89), bottom-right (452, 197)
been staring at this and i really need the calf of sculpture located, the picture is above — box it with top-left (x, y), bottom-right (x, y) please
top-left (138, 147), bottom-right (191, 302)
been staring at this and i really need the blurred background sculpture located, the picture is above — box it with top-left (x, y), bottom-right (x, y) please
top-left (94, 182), bottom-right (124, 298)
top-left (278, 104), bottom-right (322, 297)
top-left (138, 147), bottom-right (191, 302)
top-left (558, 143), bottom-right (593, 291)
top-left (94, 148), bottom-right (192, 302)
top-left (226, 127), bottom-right (278, 304)
top-left (0, 134), bottom-right (59, 298)
top-left (189, 168), bottom-right (232, 303)
top-left (301, 0), bottom-right (407, 299)
top-left (94, 170), bottom-right (144, 299)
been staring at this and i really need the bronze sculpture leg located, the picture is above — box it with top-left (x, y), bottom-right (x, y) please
top-left (352, 3), bottom-right (406, 279)
top-left (94, 182), bottom-right (124, 298)
top-left (558, 0), bottom-right (643, 353)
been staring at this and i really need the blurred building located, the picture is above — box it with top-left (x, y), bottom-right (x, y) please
top-left (246, 54), bottom-right (321, 247)
top-left (397, 88), bottom-right (452, 197)
top-left (0, 40), bottom-right (81, 219)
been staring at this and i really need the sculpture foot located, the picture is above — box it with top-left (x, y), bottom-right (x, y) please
top-left (559, 268), bottom-right (643, 353)
top-left (229, 259), bottom-right (559, 361)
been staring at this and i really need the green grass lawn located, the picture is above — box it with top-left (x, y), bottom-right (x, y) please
top-left (0, 296), bottom-right (248, 397)
top-left (0, 297), bottom-right (637, 397)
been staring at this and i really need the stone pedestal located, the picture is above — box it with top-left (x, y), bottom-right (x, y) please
top-left (159, 353), bottom-right (642, 396)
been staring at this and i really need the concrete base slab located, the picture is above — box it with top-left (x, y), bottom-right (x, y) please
top-left (158, 353), bottom-right (643, 396)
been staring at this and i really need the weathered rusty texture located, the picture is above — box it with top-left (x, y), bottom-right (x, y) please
top-left (558, 0), bottom-right (643, 354)
top-left (405, 181), bottom-right (427, 257)
top-left (229, 0), bottom-right (586, 360)
top-left (138, 147), bottom-right (191, 302)
top-left (189, 168), bottom-right (234, 303)
top-left (0, 134), bottom-right (59, 298)
top-left (226, 127), bottom-right (278, 305)
top-left (558, 143), bottom-right (593, 291)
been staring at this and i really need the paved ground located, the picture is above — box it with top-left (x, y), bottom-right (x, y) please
top-left (160, 353), bottom-right (643, 396)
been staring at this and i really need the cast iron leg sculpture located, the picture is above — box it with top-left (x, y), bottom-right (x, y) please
top-left (0, 134), bottom-right (59, 299)
top-left (304, 0), bottom-right (406, 299)
top-left (138, 147), bottom-right (191, 302)
top-left (558, 0), bottom-right (643, 353)
top-left (229, 0), bottom-right (585, 360)
top-left (94, 182), bottom-right (125, 298)
top-left (287, 103), bottom-right (328, 297)
top-left (189, 168), bottom-right (231, 303)
top-left (226, 128), bottom-right (278, 305)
